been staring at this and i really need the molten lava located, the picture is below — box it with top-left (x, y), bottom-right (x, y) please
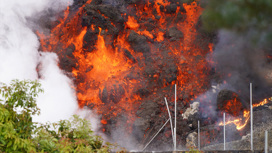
top-left (223, 97), bottom-right (243, 117)
top-left (219, 98), bottom-right (272, 130)
top-left (38, 0), bottom-right (212, 132)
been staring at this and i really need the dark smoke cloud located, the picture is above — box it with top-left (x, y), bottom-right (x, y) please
top-left (211, 30), bottom-right (272, 104)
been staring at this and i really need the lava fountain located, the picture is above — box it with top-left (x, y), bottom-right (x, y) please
top-left (37, 0), bottom-right (213, 146)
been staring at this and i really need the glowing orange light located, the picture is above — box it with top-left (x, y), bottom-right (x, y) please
top-left (126, 16), bottom-right (140, 29)
top-left (219, 98), bottom-right (271, 130)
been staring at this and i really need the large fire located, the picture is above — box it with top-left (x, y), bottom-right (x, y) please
top-left (37, 0), bottom-right (212, 133)
top-left (36, 0), bottom-right (272, 147)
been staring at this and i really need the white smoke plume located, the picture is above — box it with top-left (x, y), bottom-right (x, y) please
top-left (0, 0), bottom-right (86, 123)
top-left (35, 53), bottom-right (79, 123)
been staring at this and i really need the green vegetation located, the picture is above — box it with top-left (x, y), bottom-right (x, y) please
top-left (33, 115), bottom-right (112, 153)
top-left (202, 0), bottom-right (272, 31)
top-left (0, 80), bottom-right (113, 152)
top-left (202, 0), bottom-right (272, 43)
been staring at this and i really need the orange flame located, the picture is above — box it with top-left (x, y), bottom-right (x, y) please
top-left (38, 0), bottom-right (212, 131)
top-left (219, 98), bottom-right (271, 130)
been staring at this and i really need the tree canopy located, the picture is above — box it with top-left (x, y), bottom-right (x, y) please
top-left (0, 80), bottom-right (114, 152)
top-left (202, 0), bottom-right (272, 31)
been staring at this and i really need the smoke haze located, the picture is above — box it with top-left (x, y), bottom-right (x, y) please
top-left (211, 30), bottom-right (272, 103)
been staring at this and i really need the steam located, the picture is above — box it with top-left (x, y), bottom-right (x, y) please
top-left (111, 124), bottom-right (139, 150)
top-left (35, 53), bottom-right (78, 122)
top-left (0, 0), bottom-right (83, 123)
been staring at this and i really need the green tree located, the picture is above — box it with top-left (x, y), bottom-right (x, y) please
top-left (0, 80), bottom-right (115, 153)
top-left (33, 115), bottom-right (112, 153)
top-left (0, 80), bottom-right (42, 152)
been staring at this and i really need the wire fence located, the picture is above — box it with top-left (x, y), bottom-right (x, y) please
top-left (143, 83), bottom-right (272, 151)
top-left (197, 118), bottom-right (272, 151)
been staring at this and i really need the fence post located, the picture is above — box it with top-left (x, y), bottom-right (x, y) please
top-left (142, 119), bottom-right (170, 151)
top-left (250, 83), bottom-right (253, 151)
top-left (164, 97), bottom-right (174, 144)
top-left (223, 112), bottom-right (226, 150)
top-left (265, 130), bottom-right (268, 153)
top-left (198, 120), bottom-right (200, 150)
top-left (174, 84), bottom-right (177, 151)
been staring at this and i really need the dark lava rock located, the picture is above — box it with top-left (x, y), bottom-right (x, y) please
top-left (165, 3), bottom-right (177, 14)
top-left (136, 88), bottom-right (150, 98)
top-left (65, 44), bottom-right (75, 58)
top-left (175, 12), bottom-right (186, 23)
top-left (166, 27), bottom-right (183, 41)
top-left (133, 99), bottom-right (161, 141)
top-left (159, 5), bottom-right (165, 13)
top-left (97, 5), bottom-right (124, 24)
top-left (159, 63), bottom-right (177, 86)
top-left (136, 100), bottom-right (160, 119)
top-left (99, 84), bottom-right (125, 104)
top-left (83, 30), bottom-right (98, 52)
top-left (188, 112), bottom-right (200, 130)
top-left (91, 0), bottom-right (102, 5)
top-left (126, 0), bottom-right (142, 5)
top-left (72, 0), bottom-right (90, 9)
top-left (82, 4), bottom-right (125, 35)
top-left (128, 30), bottom-right (150, 53)
top-left (59, 56), bottom-right (77, 72)
top-left (124, 49), bottom-right (136, 63)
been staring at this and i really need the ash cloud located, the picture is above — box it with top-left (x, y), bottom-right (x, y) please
top-left (0, 0), bottom-right (95, 125)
